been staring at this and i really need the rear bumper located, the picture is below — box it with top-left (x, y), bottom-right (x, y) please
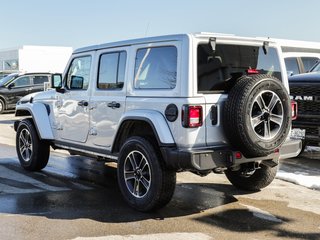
top-left (161, 139), bottom-right (301, 171)
top-left (279, 139), bottom-right (302, 159)
top-left (293, 121), bottom-right (320, 145)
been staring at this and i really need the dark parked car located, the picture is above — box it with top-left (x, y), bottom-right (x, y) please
top-left (289, 71), bottom-right (320, 151)
top-left (284, 55), bottom-right (320, 76)
top-left (0, 73), bottom-right (52, 113)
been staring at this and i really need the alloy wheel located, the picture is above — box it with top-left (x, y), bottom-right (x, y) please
top-left (18, 128), bottom-right (33, 162)
top-left (123, 150), bottom-right (151, 198)
top-left (250, 90), bottom-right (284, 140)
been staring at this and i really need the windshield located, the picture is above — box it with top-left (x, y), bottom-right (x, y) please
top-left (0, 74), bottom-right (18, 87)
top-left (310, 61), bottom-right (320, 72)
top-left (197, 43), bottom-right (282, 93)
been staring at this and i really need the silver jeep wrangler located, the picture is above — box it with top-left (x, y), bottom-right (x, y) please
top-left (14, 33), bottom-right (301, 211)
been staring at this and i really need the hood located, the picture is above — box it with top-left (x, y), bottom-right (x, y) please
top-left (17, 90), bottom-right (56, 105)
top-left (289, 72), bottom-right (320, 83)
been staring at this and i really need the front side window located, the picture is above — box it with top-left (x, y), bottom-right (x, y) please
top-left (197, 44), bottom-right (282, 93)
top-left (66, 56), bottom-right (92, 90)
top-left (14, 76), bottom-right (31, 87)
top-left (98, 51), bottom-right (126, 90)
top-left (134, 46), bottom-right (177, 89)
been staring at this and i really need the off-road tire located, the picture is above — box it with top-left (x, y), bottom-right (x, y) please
top-left (117, 136), bottom-right (176, 212)
top-left (225, 164), bottom-right (278, 191)
top-left (16, 119), bottom-right (50, 171)
top-left (223, 74), bottom-right (291, 157)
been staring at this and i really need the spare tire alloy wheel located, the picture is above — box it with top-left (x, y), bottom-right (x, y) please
top-left (224, 74), bottom-right (291, 157)
top-left (251, 90), bottom-right (283, 140)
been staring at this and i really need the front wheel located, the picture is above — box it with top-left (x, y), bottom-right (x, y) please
top-left (16, 119), bottom-right (50, 171)
top-left (225, 164), bottom-right (278, 191)
top-left (0, 99), bottom-right (5, 114)
top-left (117, 136), bottom-right (176, 212)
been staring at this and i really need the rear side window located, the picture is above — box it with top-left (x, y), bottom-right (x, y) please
top-left (134, 46), bottom-right (177, 89)
top-left (33, 76), bottom-right (49, 85)
top-left (98, 51), bottom-right (126, 90)
top-left (197, 44), bottom-right (282, 93)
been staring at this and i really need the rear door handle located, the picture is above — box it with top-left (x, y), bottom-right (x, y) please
top-left (107, 101), bottom-right (120, 109)
top-left (78, 100), bottom-right (89, 107)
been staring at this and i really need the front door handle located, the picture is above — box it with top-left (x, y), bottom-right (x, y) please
top-left (78, 100), bottom-right (89, 107)
top-left (107, 101), bottom-right (120, 109)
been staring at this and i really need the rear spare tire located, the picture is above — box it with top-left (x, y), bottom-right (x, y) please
top-left (223, 74), bottom-right (291, 157)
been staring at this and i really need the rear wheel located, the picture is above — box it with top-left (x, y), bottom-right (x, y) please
top-left (117, 136), bottom-right (176, 212)
top-left (225, 164), bottom-right (278, 191)
top-left (16, 119), bottom-right (50, 171)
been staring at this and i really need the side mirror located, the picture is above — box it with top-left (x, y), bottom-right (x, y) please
top-left (70, 75), bottom-right (84, 89)
top-left (51, 74), bottom-right (62, 89)
top-left (51, 74), bottom-right (66, 93)
top-left (8, 83), bottom-right (15, 89)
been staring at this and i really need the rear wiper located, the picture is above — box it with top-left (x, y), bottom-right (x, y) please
top-left (209, 37), bottom-right (216, 54)
top-left (263, 41), bottom-right (269, 55)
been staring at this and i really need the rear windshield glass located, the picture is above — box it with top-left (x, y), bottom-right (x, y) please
top-left (197, 44), bottom-right (282, 93)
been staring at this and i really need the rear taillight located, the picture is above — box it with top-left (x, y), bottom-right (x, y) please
top-left (182, 105), bottom-right (203, 128)
top-left (291, 100), bottom-right (298, 120)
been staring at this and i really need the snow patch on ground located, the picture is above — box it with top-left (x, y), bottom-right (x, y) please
top-left (277, 170), bottom-right (320, 190)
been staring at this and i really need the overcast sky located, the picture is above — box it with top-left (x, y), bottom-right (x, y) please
top-left (1, 0), bottom-right (319, 50)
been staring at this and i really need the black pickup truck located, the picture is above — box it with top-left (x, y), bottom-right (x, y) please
top-left (289, 70), bottom-right (320, 150)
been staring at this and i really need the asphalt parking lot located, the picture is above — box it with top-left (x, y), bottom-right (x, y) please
top-left (0, 113), bottom-right (319, 240)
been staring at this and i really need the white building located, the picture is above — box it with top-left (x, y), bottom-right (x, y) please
top-left (0, 45), bottom-right (72, 77)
